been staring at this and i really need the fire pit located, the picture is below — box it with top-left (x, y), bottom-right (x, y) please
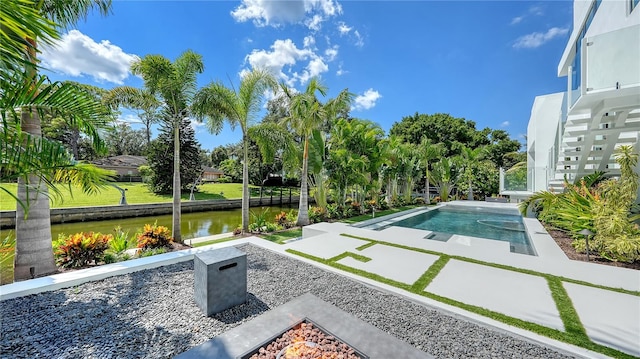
top-left (176, 293), bottom-right (432, 359)
top-left (243, 319), bottom-right (367, 359)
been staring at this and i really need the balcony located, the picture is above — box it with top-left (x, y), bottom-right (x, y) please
top-left (568, 25), bottom-right (640, 112)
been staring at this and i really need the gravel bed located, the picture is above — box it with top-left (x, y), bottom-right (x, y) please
top-left (0, 244), bottom-right (578, 359)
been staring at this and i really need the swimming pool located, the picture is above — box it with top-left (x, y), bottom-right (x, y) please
top-left (376, 205), bottom-right (535, 255)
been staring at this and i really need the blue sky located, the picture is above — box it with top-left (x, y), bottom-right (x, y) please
top-left (40, 0), bottom-right (573, 151)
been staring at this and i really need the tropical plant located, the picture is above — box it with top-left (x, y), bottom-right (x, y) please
top-left (53, 232), bottom-right (112, 268)
top-left (429, 157), bottom-right (459, 202)
top-left (458, 146), bottom-right (485, 200)
top-left (108, 226), bottom-right (131, 253)
top-left (418, 138), bottom-right (444, 204)
top-left (192, 68), bottom-right (277, 232)
top-left (280, 80), bottom-right (353, 226)
top-left (3, 0), bottom-right (114, 280)
top-left (136, 223), bottom-right (173, 249)
top-left (130, 50), bottom-right (205, 243)
top-left (103, 87), bottom-right (161, 145)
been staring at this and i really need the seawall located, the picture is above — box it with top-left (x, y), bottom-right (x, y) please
top-left (0, 196), bottom-right (306, 229)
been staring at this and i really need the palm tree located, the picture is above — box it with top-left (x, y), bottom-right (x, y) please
top-left (103, 87), bottom-right (161, 145)
top-left (281, 80), bottom-right (353, 226)
top-left (459, 146), bottom-right (484, 200)
top-left (131, 50), bottom-right (204, 243)
top-left (192, 68), bottom-right (277, 232)
top-left (419, 138), bottom-right (444, 204)
top-left (6, 0), bottom-right (112, 280)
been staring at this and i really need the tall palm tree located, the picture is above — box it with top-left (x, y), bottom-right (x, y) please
top-left (103, 87), bottom-right (160, 145)
top-left (281, 80), bottom-right (353, 226)
top-left (460, 146), bottom-right (484, 200)
top-left (131, 50), bottom-right (204, 243)
top-left (192, 68), bottom-right (277, 232)
top-left (8, 0), bottom-right (112, 280)
top-left (419, 138), bottom-right (444, 204)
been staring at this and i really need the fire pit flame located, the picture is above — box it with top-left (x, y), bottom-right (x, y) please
top-left (276, 341), bottom-right (318, 359)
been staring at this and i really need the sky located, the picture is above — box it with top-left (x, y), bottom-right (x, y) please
top-left (40, 0), bottom-right (574, 152)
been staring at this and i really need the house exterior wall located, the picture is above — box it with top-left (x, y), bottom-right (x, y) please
top-left (526, 93), bottom-right (566, 193)
top-left (521, 0), bottom-right (640, 202)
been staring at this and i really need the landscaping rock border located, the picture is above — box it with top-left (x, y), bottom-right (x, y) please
top-left (0, 244), bottom-right (577, 359)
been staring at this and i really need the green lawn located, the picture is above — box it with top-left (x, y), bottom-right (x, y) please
top-left (0, 183), bottom-right (299, 211)
top-left (260, 228), bottom-right (303, 244)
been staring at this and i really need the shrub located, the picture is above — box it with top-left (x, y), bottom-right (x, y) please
top-left (136, 223), bottom-right (173, 250)
top-left (413, 197), bottom-right (426, 205)
top-left (275, 211), bottom-right (288, 225)
top-left (249, 209), bottom-right (270, 233)
top-left (109, 226), bottom-right (131, 253)
top-left (233, 226), bottom-right (242, 235)
top-left (0, 233), bottom-right (15, 271)
top-left (326, 203), bottom-right (343, 220)
top-left (217, 176), bottom-right (232, 183)
top-left (309, 206), bottom-right (327, 223)
top-left (54, 232), bottom-right (112, 268)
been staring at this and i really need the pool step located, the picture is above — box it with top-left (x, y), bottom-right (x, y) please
top-left (425, 232), bottom-right (453, 242)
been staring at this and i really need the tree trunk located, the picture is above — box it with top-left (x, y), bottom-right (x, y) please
top-left (172, 120), bottom-right (182, 243)
top-left (242, 133), bottom-right (250, 232)
top-left (468, 179), bottom-right (473, 201)
top-left (296, 138), bottom-right (310, 226)
top-left (424, 167), bottom-right (430, 204)
top-left (14, 111), bottom-right (57, 280)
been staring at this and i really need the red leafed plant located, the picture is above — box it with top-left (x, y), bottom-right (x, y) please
top-left (136, 223), bottom-right (173, 249)
top-left (54, 232), bottom-right (112, 268)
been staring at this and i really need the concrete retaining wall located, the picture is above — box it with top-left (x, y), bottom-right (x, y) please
top-left (0, 196), bottom-right (306, 229)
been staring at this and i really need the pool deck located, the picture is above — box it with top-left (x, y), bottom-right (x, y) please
top-left (1, 202), bottom-right (639, 358)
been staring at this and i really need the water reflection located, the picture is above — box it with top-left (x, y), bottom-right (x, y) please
top-left (1, 206), bottom-right (293, 241)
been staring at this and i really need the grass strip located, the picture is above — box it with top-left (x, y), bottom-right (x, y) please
top-left (411, 256), bottom-right (449, 292)
top-left (191, 236), bottom-right (238, 247)
top-left (355, 241), bottom-right (377, 251)
top-left (328, 252), bottom-right (372, 263)
top-left (285, 247), bottom-right (637, 359)
top-left (340, 233), bottom-right (640, 297)
top-left (259, 228), bottom-right (303, 244)
top-left (547, 276), bottom-right (587, 337)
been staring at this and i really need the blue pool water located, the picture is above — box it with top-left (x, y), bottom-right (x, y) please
top-left (387, 205), bottom-right (535, 255)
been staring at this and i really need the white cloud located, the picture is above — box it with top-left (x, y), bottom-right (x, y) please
top-left (352, 89), bottom-right (381, 111)
top-left (116, 113), bottom-right (142, 125)
top-left (510, 16), bottom-right (523, 25)
top-left (190, 118), bottom-right (206, 132)
top-left (231, 0), bottom-right (341, 30)
top-left (40, 30), bottom-right (137, 84)
top-left (354, 30), bottom-right (364, 47)
top-left (243, 38), bottom-right (332, 86)
top-left (305, 14), bottom-right (323, 31)
top-left (336, 63), bottom-right (347, 76)
top-left (501, 121), bottom-right (510, 127)
top-left (245, 39), bottom-right (313, 81)
top-left (513, 27), bottom-right (568, 49)
top-left (528, 5), bottom-right (544, 16)
top-left (324, 46), bottom-right (338, 61)
top-left (338, 21), bottom-right (352, 35)
top-left (303, 35), bottom-right (316, 48)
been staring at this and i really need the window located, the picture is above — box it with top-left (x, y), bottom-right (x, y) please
top-left (633, 0), bottom-right (639, 12)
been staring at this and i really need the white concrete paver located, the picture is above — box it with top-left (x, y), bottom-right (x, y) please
top-left (336, 244), bottom-right (440, 284)
top-left (564, 282), bottom-right (640, 357)
top-left (285, 233), bottom-right (369, 259)
top-left (426, 259), bottom-right (565, 331)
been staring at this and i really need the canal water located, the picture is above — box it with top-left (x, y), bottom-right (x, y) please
top-left (1, 205), bottom-right (295, 242)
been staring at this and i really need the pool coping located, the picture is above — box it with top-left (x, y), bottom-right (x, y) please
top-left (354, 201), bottom-right (538, 256)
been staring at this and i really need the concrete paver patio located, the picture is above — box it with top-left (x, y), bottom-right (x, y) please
top-left (425, 259), bottom-right (564, 331)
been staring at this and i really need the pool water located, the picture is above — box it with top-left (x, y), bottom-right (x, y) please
top-left (385, 205), bottom-right (535, 255)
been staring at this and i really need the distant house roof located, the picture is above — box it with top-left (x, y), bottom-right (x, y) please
top-left (202, 166), bottom-right (224, 174)
top-left (92, 155), bottom-right (147, 168)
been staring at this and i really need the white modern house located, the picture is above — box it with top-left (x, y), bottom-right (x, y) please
top-left (503, 0), bottom-right (640, 202)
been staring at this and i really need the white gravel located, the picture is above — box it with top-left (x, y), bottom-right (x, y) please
top-left (0, 244), bottom-right (578, 359)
